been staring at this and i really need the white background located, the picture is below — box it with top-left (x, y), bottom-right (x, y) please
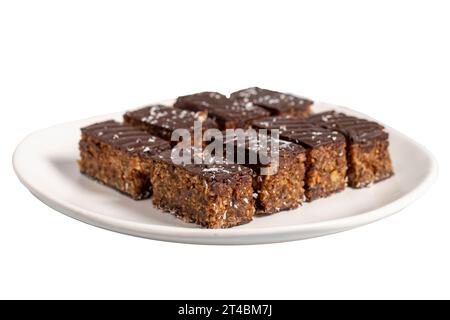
top-left (1, 0), bottom-right (449, 299)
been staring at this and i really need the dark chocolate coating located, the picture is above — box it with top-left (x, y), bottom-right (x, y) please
top-left (231, 87), bottom-right (313, 115)
top-left (174, 91), bottom-right (228, 108)
top-left (307, 111), bottom-right (388, 144)
top-left (153, 148), bottom-right (252, 183)
top-left (80, 120), bottom-right (170, 156)
top-left (223, 132), bottom-right (306, 164)
top-left (252, 117), bottom-right (345, 148)
top-left (124, 105), bottom-right (217, 134)
top-left (173, 91), bottom-right (270, 128)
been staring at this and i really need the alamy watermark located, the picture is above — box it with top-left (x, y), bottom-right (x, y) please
top-left (169, 121), bottom-right (281, 175)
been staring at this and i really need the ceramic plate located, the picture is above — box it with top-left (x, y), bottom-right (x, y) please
top-left (13, 102), bottom-right (438, 244)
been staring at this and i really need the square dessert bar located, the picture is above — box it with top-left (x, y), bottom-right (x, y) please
top-left (123, 105), bottom-right (217, 144)
top-left (223, 133), bottom-right (306, 215)
top-left (151, 150), bottom-right (255, 228)
top-left (173, 91), bottom-right (270, 130)
top-left (308, 111), bottom-right (394, 188)
top-left (252, 117), bottom-right (347, 201)
top-left (231, 87), bottom-right (313, 118)
top-left (78, 120), bottom-right (170, 199)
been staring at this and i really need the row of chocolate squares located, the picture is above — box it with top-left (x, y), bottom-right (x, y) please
top-left (123, 87), bottom-right (313, 137)
top-left (124, 88), bottom-right (393, 192)
top-left (79, 103), bottom-right (394, 228)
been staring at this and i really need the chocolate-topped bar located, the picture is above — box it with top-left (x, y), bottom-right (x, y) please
top-left (173, 91), bottom-right (270, 130)
top-left (308, 111), bottom-right (394, 188)
top-left (231, 87), bottom-right (313, 118)
top-left (223, 133), bottom-right (307, 215)
top-left (151, 149), bottom-right (254, 228)
top-left (252, 117), bottom-right (347, 200)
top-left (78, 120), bottom-right (170, 199)
top-left (123, 105), bottom-right (217, 144)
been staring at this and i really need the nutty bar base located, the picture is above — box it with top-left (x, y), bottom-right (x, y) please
top-left (151, 157), bottom-right (255, 228)
top-left (253, 150), bottom-right (306, 215)
top-left (79, 135), bottom-right (153, 199)
top-left (348, 139), bottom-right (394, 188)
top-left (305, 142), bottom-right (347, 201)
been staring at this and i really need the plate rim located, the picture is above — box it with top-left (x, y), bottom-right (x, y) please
top-left (12, 104), bottom-right (439, 244)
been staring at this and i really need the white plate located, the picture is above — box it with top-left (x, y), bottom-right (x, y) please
top-left (13, 102), bottom-right (438, 245)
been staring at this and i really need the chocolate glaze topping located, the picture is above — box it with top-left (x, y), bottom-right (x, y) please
top-left (252, 117), bottom-right (345, 148)
top-left (223, 131), bottom-right (306, 162)
top-left (154, 148), bottom-right (252, 183)
top-left (231, 87), bottom-right (313, 115)
top-left (173, 91), bottom-right (270, 127)
top-left (307, 111), bottom-right (388, 144)
top-left (124, 105), bottom-right (217, 131)
top-left (220, 98), bottom-right (270, 120)
top-left (81, 120), bottom-right (170, 155)
top-left (174, 91), bottom-right (228, 107)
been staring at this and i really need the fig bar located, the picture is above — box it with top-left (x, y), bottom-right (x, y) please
top-left (151, 150), bottom-right (255, 228)
top-left (78, 120), bottom-right (170, 199)
top-left (231, 87), bottom-right (313, 118)
top-left (173, 91), bottom-right (270, 130)
top-left (224, 133), bottom-right (307, 215)
top-left (252, 118), bottom-right (347, 201)
top-left (123, 105), bottom-right (217, 144)
top-left (308, 111), bottom-right (394, 188)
